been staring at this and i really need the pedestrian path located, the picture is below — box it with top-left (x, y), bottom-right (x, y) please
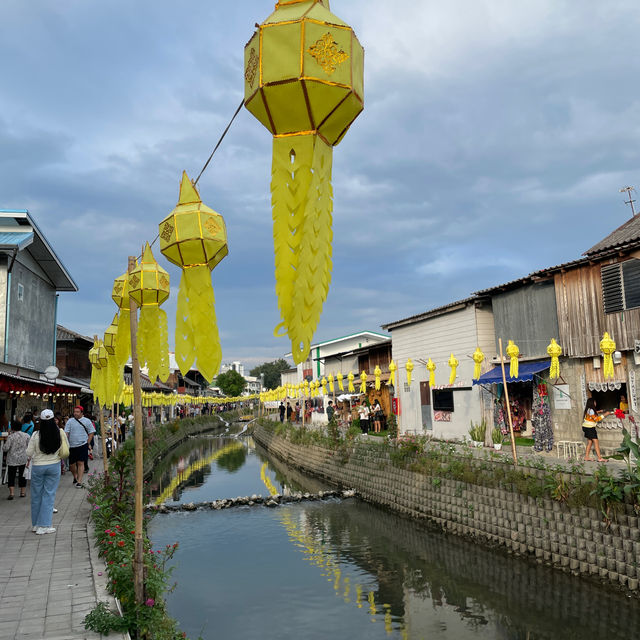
top-left (0, 459), bottom-right (122, 640)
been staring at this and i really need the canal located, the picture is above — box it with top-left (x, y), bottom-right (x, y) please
top-left (148, 429), bottom-right (639, 640)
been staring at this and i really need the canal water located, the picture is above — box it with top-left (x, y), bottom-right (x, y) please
top-left (149, 431), bottom-right (639, 640)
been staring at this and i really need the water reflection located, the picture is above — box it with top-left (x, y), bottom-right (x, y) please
top-left (149, 434), bottom-right (640, 640)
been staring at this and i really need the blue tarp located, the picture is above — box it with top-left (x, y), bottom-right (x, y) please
top-left (473, 360), bottom-right (551, 385)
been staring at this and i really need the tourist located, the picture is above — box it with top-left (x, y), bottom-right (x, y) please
top-left (286, 402), bottom-right (293, 422)
top-left (279, 402), bottom-right (285, 423)
top-left (4, 420), bottom-right (30, 500)
top-left (372, 399), bottom-right (384, 433)
top-left (358, 401), bottom-right (370, 434)
top-left (26, 409), bottom-right (69, 534)
top-left (64, 406), bottom-right (95, 487)
top-left (582, 398), bottom-right (609, 462)
top-left (21, 412), bottom-right (34, 436)
top-left (294, 402), bottom-right (300, 422)
top-left (326, 400), bottom-right (335, 422)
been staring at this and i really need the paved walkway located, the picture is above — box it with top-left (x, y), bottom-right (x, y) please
top-left (0, 451), bottom-right (124, 640)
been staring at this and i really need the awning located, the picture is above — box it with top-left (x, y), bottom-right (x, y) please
top-left (473, 360), bottom-right (550, 385)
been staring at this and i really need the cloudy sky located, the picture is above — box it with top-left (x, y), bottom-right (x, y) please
top-left (2, 0), bottom-right (640, 370)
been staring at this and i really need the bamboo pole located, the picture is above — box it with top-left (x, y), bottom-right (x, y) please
top-left (128, 256), bottom-right (145, 605)
top-left (498, 338), bottom-right (518, 465)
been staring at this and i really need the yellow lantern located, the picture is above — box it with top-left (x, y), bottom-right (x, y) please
top-left (128, 243), bottom-right (171, 384)
top-left (600, 332), bottom-right (616, 380)
top-left (321, 376), bottom-right (327, 395)
top-left (337, 372), bottom-right (344, 392)
top-left (112, 272), bottom-right (132, 368)
top-left (328, 374), bottom-right (335, 393)
top-left (103, 313), bottom-right (118, 356)
top-left (427, 358), bottom-right (436, 387)
top-left (506, 340), bottom-right (519, 379)
top-left (374, 365), bottom-right (381, 391)
top-left (448, 354), bottom-right (458, 385)
top-left (244, 0), bottom-right (364, 364)
top-left (388, 360), bottom-right (397, 387)
top-left (159, 172), bottom-right (228, 382)
top-left (103, 316), bottom-right (124, 408)
top-left (359, 371), bottom-right (367, 394)
top-left (405, 359), bottom-right (414, 387)
top-left (547, 338), bottom-right (562, 379)
top-left (472, 347), bottom-right (485, 381)
top-left (347, 371), bottom-right (355, 393)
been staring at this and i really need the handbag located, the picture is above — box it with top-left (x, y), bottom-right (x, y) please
top-left (58, 429), bottom-right (70, 460)
top-left (23, 465), bottom-right (31, 480)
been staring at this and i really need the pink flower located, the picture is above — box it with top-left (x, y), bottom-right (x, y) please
top-left (97, 572), bottom-right (103, 576)
top-left (145, 598), bottom-right (155, 607)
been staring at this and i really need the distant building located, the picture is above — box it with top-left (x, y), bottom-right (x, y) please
top-left (243, 375), bottom-right (261, 395)
top-left (220, 361), bottom-right (245, 377)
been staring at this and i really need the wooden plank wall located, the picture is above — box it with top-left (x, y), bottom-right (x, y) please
top-left (554, 262), bottom-right (640, 357)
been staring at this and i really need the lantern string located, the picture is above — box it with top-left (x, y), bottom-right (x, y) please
top-left (194, 98), bottom-right (245, 186)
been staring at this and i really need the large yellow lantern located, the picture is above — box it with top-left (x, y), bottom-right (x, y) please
top-left (159, 172), bottom-right (228, 382)
top-left (244, 0), bottom-right (364, 364)
top-left (128, 243), bottom-right (170, 383)
top-left (112, 272), bottom-right (131, 367)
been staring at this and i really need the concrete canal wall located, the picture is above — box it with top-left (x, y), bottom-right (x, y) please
top-left (253, 424), bottom-right (640, 596)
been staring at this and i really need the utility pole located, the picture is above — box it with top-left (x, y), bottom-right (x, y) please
top-left (620, 186), bottom-right (637, 218)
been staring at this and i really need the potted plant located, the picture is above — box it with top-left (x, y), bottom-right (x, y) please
top-left (492, 427), bottom-right (504, 451)
top-left (468, 420), bottom-right (486, 447)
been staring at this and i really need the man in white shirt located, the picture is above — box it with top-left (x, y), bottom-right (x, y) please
top-left (64, 406), bottom-right (95, 487)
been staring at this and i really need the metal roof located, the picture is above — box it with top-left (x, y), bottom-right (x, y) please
top-left (583, 214), bottom-right (640, 256)
top-left (381, 296), bottom-right (482, 331)
top-left (0, 210), bottom-right (77, 291)
top-left (0, 230), bottom-right (34, 250)
top-left (57, 324), bottom-right (93, 344)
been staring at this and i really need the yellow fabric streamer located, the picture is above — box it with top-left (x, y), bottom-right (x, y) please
top-left (347, 372), bottom-right (355, 393)
top-left (448, 354), bottom-right (458, 385)
top-left (472, 347), bottom-right (485, 381)
top-left (328, 374), bottom-right (335, 393)
top-left (337, 373), bottom-right (344, 392)
top-left (506, 340), bottom-right (520, 379)
top-left (547, 338), bottom-right (562, 380)
top-left (427, 358), bottom-right (436, 387)
top-left (388, 360), bottom-right (396, 387)
top-left (600, 332), bottom-right (616, 380)
top-left (374, 365), bottom-right (381, 391)
top-left (359, 371), bottom-right (367, 394)
top-left (244, 2), bottom-right (364, 364)
top-left (405, 359), bottom-right (413, 387)
top-left (159, 172), bottom-right (228, 382)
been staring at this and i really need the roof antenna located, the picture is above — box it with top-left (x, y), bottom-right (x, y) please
top-left (620, 186), bottom-right (636, 218)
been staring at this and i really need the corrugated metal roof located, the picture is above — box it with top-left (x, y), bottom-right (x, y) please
top-left (0, 231), bottom-right (33, 248)
top-left (381, 296), bottom-right (482, 331)
top-left (584, 215), bottom-right (640, 256)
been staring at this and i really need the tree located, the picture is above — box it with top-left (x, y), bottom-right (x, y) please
top-left (250, 358), bottom-right (291, 390)
top-left (215, 370), bottom-right (247, 397)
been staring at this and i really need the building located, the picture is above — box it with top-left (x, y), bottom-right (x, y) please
top-left (243, 375), bottom-right (262, 395)
top-left (0, 209), bottom-right (80, 421)
top-left (220, 361), bottom-right (245, 377)
top-left (382, 298), bottom-right (495, 439)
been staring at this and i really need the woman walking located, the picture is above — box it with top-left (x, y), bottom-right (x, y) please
top-left (26, 409), bottom-right (69, 535)
top-left (4, 420), bottom-right (30, 499)
top-left (582, 398), bottom-right (608, 462)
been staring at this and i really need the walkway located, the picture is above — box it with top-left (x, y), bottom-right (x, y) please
top-left (0, 452), bottom-right (123, 640)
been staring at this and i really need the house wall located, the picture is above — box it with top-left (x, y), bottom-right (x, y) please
top-left (554, 261), bottom-right (640, 357)
top-left (491, 281), bottom-right (559, 358)
top-left (8, 256), bottom-right (57, 371)
top-left (390, 303), bottom-right (491, 439)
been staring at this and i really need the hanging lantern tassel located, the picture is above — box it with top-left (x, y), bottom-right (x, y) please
top-left (244, 1), bottom-right (364, 364)
top-left (359, 371), bottom-right (367, 394)
top-left (506, 340), bottom-right (520, 379)
top-left (472, 347), bottom-right (485, 381)
top-left (448, 354), bottom-right (458, 385)
top-left (388, 360), bottom-right (397, 387)
top-left (337, 373), bottom-right (344, 392)
top-left (347, 372), bottom-right (355, 393)
top-left (159, 172), bottom-right (228, 382)
top-left (547, 339), bottom-right (562, 380)
top-left (600, 332), bottom-right (616, 380)
top-left (328, 374), bottom-right (335, 393)
top-left (128, 243), bottom-right (171, 383)
top-left (112, 273), bottom-right (131, 368)
top-left (405, 359), bottom-right (414, 387)
top-left (427, 358), bottom-right (436, 387)
top-left (374, 365), bottom-right (381, 391)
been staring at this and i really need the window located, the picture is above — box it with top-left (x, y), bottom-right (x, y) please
top-left (432, 389), bottom-right (454, 412)
top-left (602, 259), bottom-right (640, 313)
top-left (17, 283), bottom-right (24, 301)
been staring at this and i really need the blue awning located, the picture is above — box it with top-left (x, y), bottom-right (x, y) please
top-left (473, 360), bottom-right (550, 385)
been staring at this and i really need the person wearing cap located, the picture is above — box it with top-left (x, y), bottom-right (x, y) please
top-left (64, 406), bottom-right (95, 487)
top-left (26, 409), bottom-right (69, 534)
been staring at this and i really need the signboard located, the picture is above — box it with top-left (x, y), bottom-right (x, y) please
top-left (392, 397), bottom-right (400, 415)
top-left (629, 370), bottom-right (638, 413)
top-left (434, 411), bottom-right (451, 422)
top-left (580, 373), bottom-right (588, 409)
top-left (552, 384), bottom-right (572, 410)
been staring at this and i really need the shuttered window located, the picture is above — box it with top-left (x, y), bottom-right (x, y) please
top-left (601, 259), bottom-right (640, 314)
